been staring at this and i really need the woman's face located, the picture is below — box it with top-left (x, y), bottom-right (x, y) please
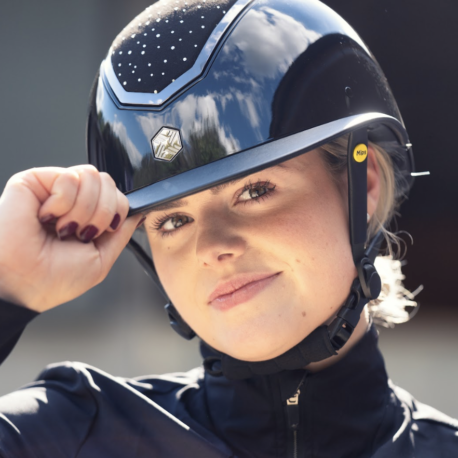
top-left (146, 150), bottom-right (358, 361)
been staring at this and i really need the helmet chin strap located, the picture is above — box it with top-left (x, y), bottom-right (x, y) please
top-left (328, 128), bottom-right (383, 349)
top-left (128, 128), bottom-right (383, 380)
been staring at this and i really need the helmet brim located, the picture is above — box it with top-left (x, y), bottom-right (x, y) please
top-left (127, 112), bottom-right (412, 216)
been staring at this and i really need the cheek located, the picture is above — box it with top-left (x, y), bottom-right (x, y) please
top-left (151, 241), bottom-right (210, 333)
top-left (266, 189), bottom-right (354, 307)
top-left (150, 242), bottom-right (193, 302)
top-left (268, 192), bottom-right (349, 259)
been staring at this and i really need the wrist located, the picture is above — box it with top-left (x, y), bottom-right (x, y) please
top-left (0, 283), bottom-right (30, 309)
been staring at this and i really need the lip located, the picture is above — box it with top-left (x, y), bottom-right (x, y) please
top-left (208, 272), bottom-right (281, 311)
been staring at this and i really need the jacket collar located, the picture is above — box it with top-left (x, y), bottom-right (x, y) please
top-left (200, 326), bottom-right (396, 457)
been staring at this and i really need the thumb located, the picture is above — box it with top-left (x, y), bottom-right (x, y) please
top-left (94, 214), bottom-right (146, 278)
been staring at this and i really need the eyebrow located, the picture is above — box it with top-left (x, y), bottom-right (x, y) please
top-left (147, 199), bottom-right (189, 213)
top-left (209, 163), bottom-right (288, 195)
top-left (210, 177), bottom-right (244, 195)
top-left (147, 163), bottom-right (288, 213)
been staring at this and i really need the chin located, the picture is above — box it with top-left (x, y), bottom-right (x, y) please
top-left (210, 313), bottom-right (311, 362)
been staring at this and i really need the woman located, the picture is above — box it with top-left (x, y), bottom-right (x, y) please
top-left (0, 0), bottom-right (457, 456)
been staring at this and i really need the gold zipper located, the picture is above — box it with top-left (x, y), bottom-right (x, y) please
top-left (286, 389), bottom-right (301, 458)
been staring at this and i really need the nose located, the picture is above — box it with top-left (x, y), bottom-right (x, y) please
top-left (196, 217), bottom-right (247, 267)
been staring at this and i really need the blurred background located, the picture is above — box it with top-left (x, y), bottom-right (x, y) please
top-left (1, 0), bottom-right (457, 417)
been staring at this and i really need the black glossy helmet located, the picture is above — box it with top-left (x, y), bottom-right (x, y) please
top-left (87, 0), bottom-right (415, 378)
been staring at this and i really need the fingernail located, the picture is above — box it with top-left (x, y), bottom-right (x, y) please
top-left (40, 214), bottom-right (56, 224)
top-left (110, 213), bottom-right (121, 230)
top-left (79, 225), bottom-right (99, 243)
top-left (58, 222), bottom-right (78, 240)
top-left (136, 216), bottom-right (146, 229)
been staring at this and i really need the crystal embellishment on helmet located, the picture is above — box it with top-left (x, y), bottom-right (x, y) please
top-left (152, 127), bottom-right (183, 161)
top-left (103, 0), bottom-right (251, 106)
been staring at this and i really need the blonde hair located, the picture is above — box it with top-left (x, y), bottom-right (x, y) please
top-left (320, 134), bottom-right (417, 326)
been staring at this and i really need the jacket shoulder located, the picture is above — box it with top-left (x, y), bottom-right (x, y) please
top-left (0, 361), bottom-right (212, 458)
top-left (393, 383), bottom-right (458, 455)
top-left (0, 361), bottom-right (99, 457)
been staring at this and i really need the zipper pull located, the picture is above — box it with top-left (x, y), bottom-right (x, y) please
top-left (286, 389), bottom-right (301, 430)
top-left (286, 389), bottom-right (301, 458)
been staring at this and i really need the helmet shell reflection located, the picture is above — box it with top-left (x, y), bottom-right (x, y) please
top-left (87, 0), bottom-right (411, 212)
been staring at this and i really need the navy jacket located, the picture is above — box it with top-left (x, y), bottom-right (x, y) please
top-left (0, 298), bottom-right (457, 457)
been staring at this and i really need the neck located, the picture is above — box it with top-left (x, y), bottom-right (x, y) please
top-left (305, 306), bottom-right (370, 372)
top-left (201, 308), bottom-right (372, 380)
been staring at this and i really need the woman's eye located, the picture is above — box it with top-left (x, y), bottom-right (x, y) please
top-left (160, 215), bottom-right (192, 233)
top-left (238, 183), bottom-right (275, 202)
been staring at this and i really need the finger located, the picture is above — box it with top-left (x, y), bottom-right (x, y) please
top-left (104, 185), bottom-right (130, 234)
top-left (93, 214), bottom-right (145, 281)
top-left (37, 170), bottom-right (80, 222)
top-left (4, 167), bottom-right (71, 212)
top-left (76, 172), bottom-right (118, 242)
top-left (55, 166), bottom-right (101, 240)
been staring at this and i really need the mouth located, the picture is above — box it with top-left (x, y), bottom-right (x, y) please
top-left (208, 272), bottom-right (282, 311)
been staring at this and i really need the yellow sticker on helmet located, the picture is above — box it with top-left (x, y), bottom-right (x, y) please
top-left (353, 144), bottom-right (368, 163)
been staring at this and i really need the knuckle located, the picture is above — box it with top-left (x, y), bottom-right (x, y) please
top-left (6, 174), bottom-right (24, 188)
top-left (81, 164), bottom-right (99, 173)
top-left (76, 164), bottom-right (100, 180)
top-left (61, 169), bottom-right (80, 183)
top-left (100, 172), bottom-right (115, 187)
top-left (86, 166), bottom-right (100, 179)
top-left (8, 171), bottom-right (24, 183)
top-left (7, 170), bottom-right (30, 185)
top-left (6, 171), bottom-right (38, 192)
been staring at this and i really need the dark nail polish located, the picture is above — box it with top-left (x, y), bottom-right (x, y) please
top-left (110, 213), bottom-right (121, 230)
top-left (136, 216), bottom-right (146, 229)
top-left (58, 222), bottom-right (78, 240)
top-left (40, 214), bottom-right (56, 224)
top-left (79, 225), bottom-right (99, 243)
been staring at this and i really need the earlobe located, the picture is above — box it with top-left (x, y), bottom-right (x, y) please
top-left (367, 145), bottom-right (381, 218)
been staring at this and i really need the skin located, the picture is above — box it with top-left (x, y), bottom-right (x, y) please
top-left (146, 148), bottom-right (380, 363)
top-left (0, 147), bottom-right (380, 370)
top-left (0, 165), bottom-right (142, 311)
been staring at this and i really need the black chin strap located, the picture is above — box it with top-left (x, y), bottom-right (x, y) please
top-left (328, 128), bottom-right (383, 348)
top-left (129, 128), bottom-right (383, 381)
top-left (202, 325), bottom-right (337, 380)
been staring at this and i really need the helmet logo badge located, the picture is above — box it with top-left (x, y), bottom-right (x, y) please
top-left (152, 127), bottom-right (183, 162)
top-left (353, 144), bottom-right (368, 163)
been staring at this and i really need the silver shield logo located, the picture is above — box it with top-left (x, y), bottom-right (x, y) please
top-left (151, 127), bottom-right (183, 162)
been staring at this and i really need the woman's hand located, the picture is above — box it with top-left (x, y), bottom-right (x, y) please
top-left (0, 166), bottom-right (143, 312)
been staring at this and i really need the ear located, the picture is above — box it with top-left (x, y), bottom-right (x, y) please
top-left (367, 145), bottom-right (381, 219)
